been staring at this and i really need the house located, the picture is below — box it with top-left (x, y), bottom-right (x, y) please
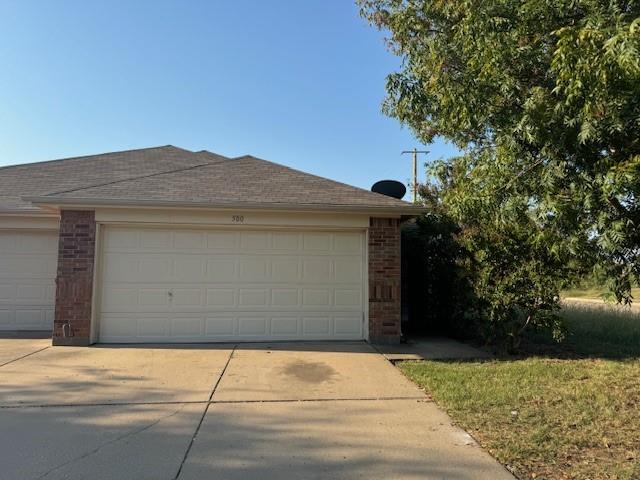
top-left (0, 146), bottom-right (421, 345)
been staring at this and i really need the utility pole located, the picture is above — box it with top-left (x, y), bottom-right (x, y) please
top-left (401, 149), bottom-right (428, 203)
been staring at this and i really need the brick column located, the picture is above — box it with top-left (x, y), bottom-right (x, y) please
top-left (52, 210), bottom-right (96, 346)
top-left (368, 217), bottom-right (401, 343)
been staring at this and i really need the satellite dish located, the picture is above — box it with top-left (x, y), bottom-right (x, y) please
top-left (371, 180), bottom-right (407, 199)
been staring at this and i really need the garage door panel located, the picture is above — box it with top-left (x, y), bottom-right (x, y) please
top-left (103, 228), bottom-right (139, 249)
top-left (303, 316), bottom-right (331, 335)
top-left (138, 317), bottom-right (170, 337)
top-left (100, 315), bottom-right (136, 338)
top-left (207, 232), bottom-right (238, 249)
top-left (102, 285), bottom-right (362, 313)
top-left (99, 227), bottom-right (365, 342)
top-left (140, 229), bottom-right (172, 249)
top-left (238, 289), bottom-right (268, 306)
top-left (0, 284), bottom-right (16, 301)
top-left (238, 258), bottom-right (268, 281)
top-left (174, 256), bottom-right (206, 281)
top-left (334, 233), bottom-right (362, 253)
top-left (302, 289), bottom-right (332, 306)
top-left (238, 316), bottom-right (267, 335)
top-left (103, 287), bottom-right (137, 308)
top-left (102, 254), bottom-right (137, 281)
top-left (15, 285), bottom-right (49, 302)
top-left (271, 259), bottom-right (300, 282)
top-left (47, 284), bottom-right (56, 302)
top-left (271, 316), bottom-right (299, 335)
top-left (139, 257), bottom-right (172, 279)
top-left (272, 232), bottom-right (300, 250)
top-left (302, 259), bottom-right (332, 282)
top-left (335, 259), bottom-right (363, 282)
top-left (0, 231), bottom-right (54, 253)
top-left (334, 315), bottom-right (363, 335)
top-left (99, 311), bottom-right (363, 343)
top-left (0, 310), bottom-right (13, 325)
top-left (0, 257), bottom-right (55, 278)
top-left (303, 233), bottom-right (331, 251)
top-left (172, 289), bottom-right (203, 306)
top-left (19, 233), bottom-right (55, 251)
top-left (0, 283), bottom-right (54, 304)
top-left (271, 288), bottom-right (299, 307)
top-left (334, 289), bottom-right (362, 307)
top-left (205, 316), bottom-right (234, 336)
top-left (206, 259), bottom-right (236, 282)
top-left (138, 289), bottom-right (171, 307)
top-left (240, 232), bottom-right (269, 250)
top-left (0, 231), bottom-right (57, 331)
top-left (174, 231), bottom-right (206, 249)
top-left (171, 317), bottom-right (204, 337)
top-left (206, 289), bottom-right (235, 306)
top-left (0, 234), bottom-right (16, 250)
top-left (15, 309), bottom-right (47, 326)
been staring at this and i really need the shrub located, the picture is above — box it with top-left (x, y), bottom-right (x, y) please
top-left (402, 214), bottom-right (477, 339)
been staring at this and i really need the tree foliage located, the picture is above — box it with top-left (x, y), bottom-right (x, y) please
top-left (401, 210), bottom-right (477, 339)
top-left (359, 0), bottom-right (640, 347)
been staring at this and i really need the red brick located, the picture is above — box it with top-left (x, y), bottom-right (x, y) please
top-left (368, 217), bottom-right (401, 344)
top-left (52, 210), bottom-right (96, 346)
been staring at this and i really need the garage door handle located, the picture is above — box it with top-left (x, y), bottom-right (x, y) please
top-left (168, 290), bottom-right (173, 298)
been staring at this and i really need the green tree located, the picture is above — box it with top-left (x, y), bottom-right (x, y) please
top-left (359, 0), bottom-right (640, 347)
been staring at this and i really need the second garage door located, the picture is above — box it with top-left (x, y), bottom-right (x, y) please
top-left (98, 226), bottom-right (366, 343)
top-left (0, 230), bottom-right (57, 331)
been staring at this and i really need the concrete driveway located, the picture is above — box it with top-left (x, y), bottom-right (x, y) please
top-left (0, 339), bottom-right (513, 480)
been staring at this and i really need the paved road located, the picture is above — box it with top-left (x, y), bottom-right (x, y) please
top-left (0, 339), bottom-right (513, 480)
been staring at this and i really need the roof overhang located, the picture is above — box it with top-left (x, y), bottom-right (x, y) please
top-left (22, 196), bottom-right (427, 217)
top-left (0, 207), bottom-right (59, 217)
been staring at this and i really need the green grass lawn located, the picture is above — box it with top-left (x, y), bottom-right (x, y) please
top-left (398, 304), bottom-right (640, 479)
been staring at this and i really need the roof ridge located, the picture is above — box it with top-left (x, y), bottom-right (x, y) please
top-left (0, 145), bottom-right (190, 173)
top-left (42, 152), bottom-right (229, 197)
top-left (234, 155), bottom-right (412, 205)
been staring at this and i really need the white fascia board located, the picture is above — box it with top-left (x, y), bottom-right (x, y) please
top-left (22, 196), bottom-right (426, 217)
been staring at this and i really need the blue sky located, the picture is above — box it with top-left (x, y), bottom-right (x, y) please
top-left (0, 1), bottom-right (458, 194)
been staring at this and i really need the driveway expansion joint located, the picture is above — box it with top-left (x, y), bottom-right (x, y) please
top-left (0, 396), bottom-right (429, 410)
top-left (209, 396), bottom-right (428, 404)
top-left (173, 344), bottom-right (237, 480)
top-left (33, 405), bottom-right (186, 479)
top-left (0, 400), bottom-right (207, 410)
top-left (0, 345), bottom-right (50, 368)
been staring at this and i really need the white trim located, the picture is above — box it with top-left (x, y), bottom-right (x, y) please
top-left (363, 226), bottom-right (370, 341)
top-left (0, 209), bottom-right (58, 216)
top-left (94, 208), bottom-right (371, 229)
top-left (89, 223), bottom-right (102, 344)
top-left (24, 196), bottom-right (423, 216)
top-left (0, 215), bottom-right (59, 230)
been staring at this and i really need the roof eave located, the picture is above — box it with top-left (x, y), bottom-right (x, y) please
top-left (0, 206), bottom-right (59, 216)
top-left (22, 196), bottom-right (427, 216)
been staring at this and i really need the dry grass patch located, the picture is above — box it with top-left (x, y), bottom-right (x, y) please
top-left (561, 287), bottom-right (640, 302)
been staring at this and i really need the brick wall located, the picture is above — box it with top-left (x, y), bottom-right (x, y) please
top-left (52, 210), bottom-right (96, 346)
top-left (368, 217), bottom-right (401, 343)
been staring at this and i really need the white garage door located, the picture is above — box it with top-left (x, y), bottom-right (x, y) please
top-left (0, 230), bottom-right (57, 331)
top-left (99, 226), bottom-right (365, 343)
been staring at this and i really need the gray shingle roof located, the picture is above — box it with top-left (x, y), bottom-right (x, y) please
top-left (1, 145), bottom-right (418, 213)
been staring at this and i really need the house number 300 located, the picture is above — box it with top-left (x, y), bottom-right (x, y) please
top-left (231, 215), bottom-right (244, 223)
